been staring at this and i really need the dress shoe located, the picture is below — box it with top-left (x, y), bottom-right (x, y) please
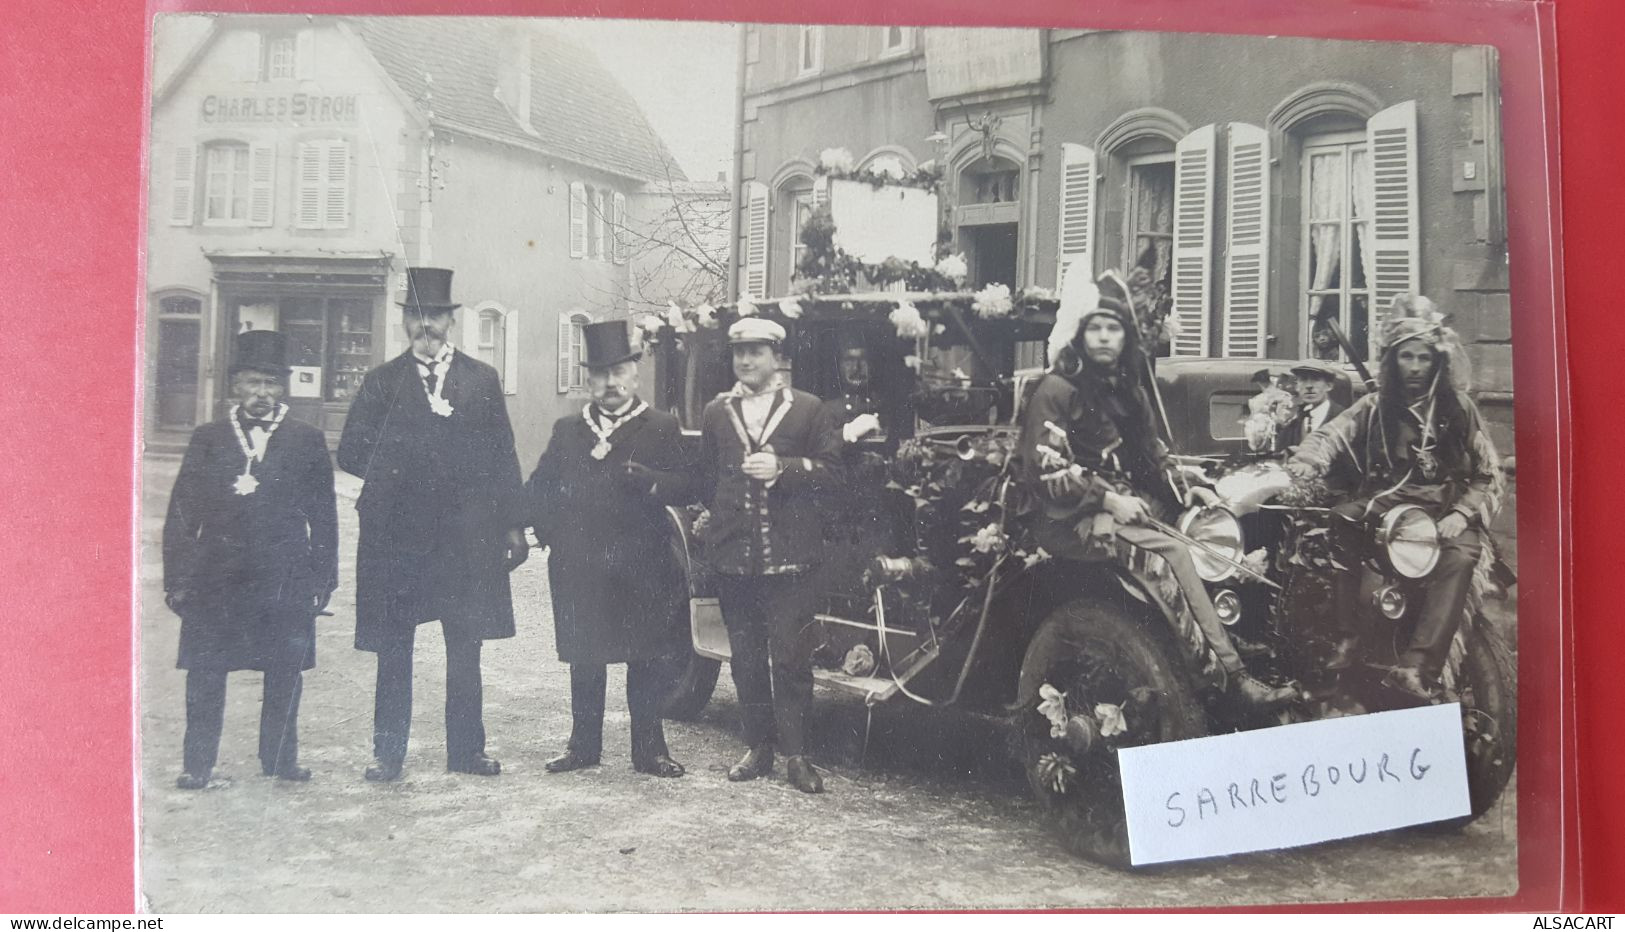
top-left (264, 763), bottom-right (312, 782)
top-left (175, 771), bottom-right (209, 791)
top-left (1325, 636), bottom-right (1361, 671)
top-left (1382, 665), bottom-right (1440, 702)
top-left (785, 755), bottom-right (824, 794)
top-left (448, 754), bottom-right (502, 776)
top-left (544, 750), bottom-right (600, 774)
top-left (633, 755), bottom-right (687, 778)
top-left (726, 745), bottom-right (774, 782)
top-left (364, 758), bottom-right (403, 782)
top-left (1229, 672), bottom-right (1298, 710)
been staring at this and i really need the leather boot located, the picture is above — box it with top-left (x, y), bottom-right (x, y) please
top-left (364, 758), bottom-right (403, 782)
top-left (1326, 636), bottom-right (1361, 671)
top-left (1229, 672), bottom-right (1298, 710)
top-left (448, 754), bottom-right (502, 776)
top-left (545, 750), bottom-right (600, 774)
top-left (1382, 665), bottom-right (1440, 702)
top-left (785, 755), bottom-right (824, 794)
top-left (176, 771), bottom-right (209, 791)
top-left (727, 745), bottom-right (774, 782)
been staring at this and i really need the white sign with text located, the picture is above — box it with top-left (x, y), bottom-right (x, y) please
top-left (1118, 703), bottom-right (1472, 866)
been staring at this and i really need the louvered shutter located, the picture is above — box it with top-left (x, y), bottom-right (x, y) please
top-left (504, 310), bottom-right (520, 395)
top-left (1221, 123), bottom-right (1270, 357)
top-left (296, 142), bottom-right (322, 229)
top-left (169, 146), bottom-right (196, 226)
top-left (295, 29), bottom-right (314, 80)
top-left (1057, 143), bottom-right (1096, 285)
top-left (558, 314), bottom-right (575, 392)
top-left (569, 183), bottom-right (587, 258)
top-left (1366, 100), bottom-right (1419, 355)
top-left (612, 192), bottom-right (628, 265)
top-left (324, 140), bottom-right (351, 228)
top-left (592, 190), bottom-right (607, 259)
top-left (741, 180), bottom-right (770, 299)
top-left (246, 143), bottom-right (275, 227)
top-left (812, 174), bottom-right (828, 207)
top-left (236, 31), bottom-right (262, 82)
top-left (1170, 124), bottom-right (1216, 357)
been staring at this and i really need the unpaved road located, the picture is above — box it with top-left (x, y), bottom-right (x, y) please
top-left (137, 455), bottom-right (1516, 912)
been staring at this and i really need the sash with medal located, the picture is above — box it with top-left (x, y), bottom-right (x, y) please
top-left (584, 399), bottom-right (649, 460)
top-left (725, 385), bottom-right (793, 468)
top-left (228, 403), bottom-right (288, 496)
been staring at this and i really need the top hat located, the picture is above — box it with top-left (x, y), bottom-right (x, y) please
top-left (399, 267), bottom-right (461, 315)
top-left (727, 317), bottom-right (786, 347)
top-left (229, 329), bottom-right (291, 376)
top-left (581, 320), bottom-right (642, 369)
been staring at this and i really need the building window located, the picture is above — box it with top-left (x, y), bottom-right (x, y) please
top-left (265, 34), bottom-right (297, 80)
top-left (964, 158), bottom-right (1020, 204)
top-left (296, 139), bottom-right (351, 230)
top-left (788, 187), bottom-right (815, 281)
top-left (1125, 155), bottom-right (1176, 350)
top-left (158, 295), bottom-right (202, 316)
top-left (955, 156), bottom-right (1024, 289)
top-left (558, 311), bottom-right (592, 392)
top-left (798, 26), bottom-right (824, 77)
top-left (203, 143), bottom-right (252, 225)
top-left (229, 296), bottom-right (373, 402)
top-left (1301, 132), bottom-right (1372, 363)
top-left (880, 26), bottom-right (910, 56)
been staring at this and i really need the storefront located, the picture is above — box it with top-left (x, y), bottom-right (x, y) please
top-left (206, 251), bottom-right (391, 434)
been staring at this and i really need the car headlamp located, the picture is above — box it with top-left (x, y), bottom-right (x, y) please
top-left (1178, 505), bottom-right (1244, 582)
top-left (1377, 505), bottom-right (1441, 579)
top-left (1212, 589), bottom-right (1242, 626)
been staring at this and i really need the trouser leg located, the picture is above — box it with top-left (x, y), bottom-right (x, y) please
top-left (626, 660), bottom-right (670, 764)
top-left (183, 670), bottom-right (228, 775)
top-left (372, 628), bottom-right (415, 764)
top-left (1117, 524), bottom-right (1246, 674)
top-left (1331, 501), bottom-right (1372, 638)
top-left (567, 663), bottom-right (608, 760)
top-left (717, 575), bottom-right (775, 749)
top-left (259, 669), bottom-right (303, 773)
top-left (764, 574), bottom-right (818, 758)
top-left (444, 626), bottom-right (486, 763)
top-left (1405, 528), bottom-right (1483, 675)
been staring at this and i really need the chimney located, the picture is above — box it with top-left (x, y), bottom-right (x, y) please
top-left (494, 29), bottom-right (536, 136)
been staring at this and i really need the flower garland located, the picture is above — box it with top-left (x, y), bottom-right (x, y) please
top-left (815, 147), bottom-right (944, 192)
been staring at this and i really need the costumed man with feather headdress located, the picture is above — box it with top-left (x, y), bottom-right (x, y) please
top-left (1016, 263), bottom-right (1296, 710)
top-left (1286, 294), bottom-right (1505, 698)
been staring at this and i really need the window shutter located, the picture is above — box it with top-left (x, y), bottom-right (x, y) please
top-left (569, 183), bottom-right (587, 258)
top-left (741, 180), bottom-right (770, 299)
top-left (612, 192), bottom-right (628, 265)
top-left (1170, 124), bottom-right (1216, 357)
top-left (324, 140), bottom-right (351, 229)
top-left (236, 31), bottom-right (263, 82)
top-left (557, 313), bottom-right (575, 392)
top-left (169, 146), bottom-right (196, 226)
top-left (247, 143), bottom-right (276, 227)
top-left (1057, 143), bottom-right (1096, 285)
top-left (1366, 100), bottom-right (1420, 354)
top-left (812, 175), bottom-right (828, 207)
top-left (296, 142), bottom-right (322, 229)
top-left (295, 29), bottom-right (315, 80)
top-left (504, 310), bottom-right (520, 395)
top-left (1221, 123), bottom-right (1270, 358)
top-left (593, 190), bottom-right (607, 259)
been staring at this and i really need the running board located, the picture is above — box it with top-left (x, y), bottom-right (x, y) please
top-left (813, 641), bottom-right (941, 705)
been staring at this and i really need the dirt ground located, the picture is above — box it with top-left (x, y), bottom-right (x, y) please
top-left (136, 454), bottom-right (1517, 913)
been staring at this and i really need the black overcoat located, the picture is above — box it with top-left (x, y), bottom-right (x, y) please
top-left (1278, 398), bottom-right (1348, 449)
top-left (526, 405), bottom-right (695, 665)
top-left (336, 350), bottom-right (527, 652)
top-left (162, 414), bottom-right (337, 672)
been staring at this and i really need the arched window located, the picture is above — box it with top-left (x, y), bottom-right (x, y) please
top-left (770, 167), bottom-right (817, 297)
top-left (469, 302), bottom-right (520, 394)
top-left (557, 310), bottom-right (593, 393)
top-left (151, 289), bottom-right (206, 428)
top-left (954, 154), bottom-right (1024, 290)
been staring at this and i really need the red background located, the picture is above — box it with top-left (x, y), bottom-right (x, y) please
top-left (0, 0), bottom-right (1614, 912)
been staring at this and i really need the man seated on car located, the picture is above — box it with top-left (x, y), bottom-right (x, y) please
top-left (1286, 294), bottom-right (1505, 698)
top-left (1017, 263), bottom-right (1296, 710)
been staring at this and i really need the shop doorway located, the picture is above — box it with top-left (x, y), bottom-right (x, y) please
top-left (963, 223), bottom-right (1018, 290)
top-left (155, 318), bottom-right (201, 428)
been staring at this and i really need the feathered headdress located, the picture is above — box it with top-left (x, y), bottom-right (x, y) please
top-left (1379, 293), bottom-right (1472, 393)
top-left (1047, 261), bottom-right (1103, 364)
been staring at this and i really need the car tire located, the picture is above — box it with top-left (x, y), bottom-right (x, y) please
top-left (1421, 617), bottom-right (1517, 832)
top-left (655, 523), bottom-right (721, 721)
top-left (1014, 596), bottom-right (1207, 869)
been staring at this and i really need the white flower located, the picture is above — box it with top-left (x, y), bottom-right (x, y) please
top-left (1243, 412), bottom-right (1276, 452)
top-left (1022, 547), bottom-right (1052, 569)
top-left (818, 147), bottom-right (855, 175)
top-left (972, 282), bottom-right (1013, 319)
top-left (666, 302), bottom-right (693, 333)
top-left (970, 522), bottom-right (1006, 554)
top-left (889, 301), bottom-right (928, 339)
top-left (1094, 703), bottom-right (1128, 738)
top-left (693, 304), bottom-right (718, 329)
top-left (1241, 547), bottom-right (1271, 577)
top-left (934, 252), bottom-right (968, 284)
top-left (903, 354), bottom-right (922, 371)
top-left (736, 296), bottom-right (758, 318)
top-left (1165, 316), bottom-right (1183, 339)
top-left (778, 297), bottom-right (803, 320)
top-left (1037, 684), bottom-right (1069, 740)
top-left (867, 155), bottom-right (905, 180)
top-left (1020, 285), bottom-right (1056, 302)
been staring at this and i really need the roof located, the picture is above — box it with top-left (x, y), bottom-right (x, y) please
top-left (351, 17), bottom-right (685, 184)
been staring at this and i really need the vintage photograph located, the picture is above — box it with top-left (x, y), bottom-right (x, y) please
top-left (139, 14), bottom-right (1520, 910)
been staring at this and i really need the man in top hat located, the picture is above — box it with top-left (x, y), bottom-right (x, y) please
top-left (1288, 294), bottom-right (1505, 696)
top-left (337, 267), bottom-right (529, 781)
top-left (163, 330), bottom-right (338, 789)
top-left (525, 320), bottom-right (694, 778)
top-left (1017, 264), bottom-right (1296, 709)
top-left (1278, 360), bottom-right (1347, 451)
top-left (697, 317), bottom-right (844, 793)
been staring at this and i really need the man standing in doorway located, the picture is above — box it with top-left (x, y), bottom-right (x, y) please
top-left (337, 267), bottom-right (529, 782)
top-left (697, 317), bottom-right (843, 793)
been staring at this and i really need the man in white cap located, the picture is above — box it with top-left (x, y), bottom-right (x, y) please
top-left (1017, 264), bottom-right (1296, 709)
top-left (696, 316), bottom-right (844, 793)
top-left (1288, 294), bottom-right (1505, 696)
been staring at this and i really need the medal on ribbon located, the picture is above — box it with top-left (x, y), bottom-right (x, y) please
top-left (429, 394), bottom-right (455, 418)
top-left (584, 400), bottom-right (648, 462)
top-left (591, 440), bottom-right (612, 460)
top-left (233, 473), bottom-right (260, 496)
top-left (228, 403), bottom-right (287, 497)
